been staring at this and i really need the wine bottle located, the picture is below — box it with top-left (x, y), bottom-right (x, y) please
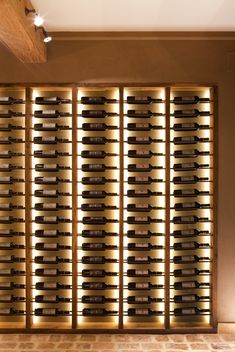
top-left (172, 96), bottom-right (210, 105)
top-left (127, 230), bottom-right (162, 238)
top-left (127, 243), bottom-right (163, 250)
top-left (128, 176), bottom-right (163, 185)
top-left (81, 230), bottom-right (117, 238)
top-left (173, 268), bottom-right (210, 277)
top-left (127, 308), bottom-right (162, 316)
top-left (127, 216), bottom-right (162, 224)
top-left (0, 137), bottom-right (23, 144)
top-left (0, 255), bottom-right (25, 263)
top-left (127, 189), bottom-right (161, 197)
top-left (173, 189), bottom-right (210, 197)
top-left (128, 150), bottom-right (162, 158)
top-left (35, 230), bottom-right (71, 238)
top-left (173, 281), bottom-right (209, 290)
top-left (81, 96), bottom-right (117, 105)
top-left (82, 177), bottom-right (117, 185)
top-left (35, 216), bottom-right (71, 224)
top-left (81, 282), bottom-right (117, 290)
top-left (172, 216), bottom-right (209, 224)
top-left (81, 190), bottom-right (117, 198)
top-left (0, 124), bottom-right (23, 131)
top-left (126, 96), bottom-right (162, 104)
top-left (35, 164), bottom-right (70, 172)
top-left (127, 296), bottom-right (162, 304)
top-left (35, 282), bottom-right (71, 290)
top-left (127, 269), bottom-right (162, 277)
top-left (81, 295), bottom-right (117, 303)
top-left (173, 255), bottom-right (210, 264)
top-left (82, 123), bottom-right (117, 131)
top-left (0, 176), bottom-right (24, 184)
top-left (34, 203), bottom-right (71, 211)
top-left (34, 110), bottom-right (71, 118)
top-left (82, 217), bottom-right (118, 224)
top-left (34, 150), bottom-right (70, 159)
top-left (173, 136), bottom-right (210, 145)
top-left (172, 229), bottom-right (209, 238)
top-left (0, 189), bottom-right (24, 197)
top-left (0, 269), bottom-right (25, 276)
top-left (34, 308), bottom-right (71, 316)
top-left (35, 177), bottom-right (70, 185)
top-left (0, 110), bottom-right (23, 118)
top-left (0, 282), bottom-right (25, 289)
top-left (0, 97), bottom-right (23, 105)
top-left (128, 164), bottom-right (162, 172)
top-left (0, 308), bottom-right (25, 316)
top-left (127, 137), bottom-right (162, 144)
top-left (81, 243), bottom-right (117, 250)
top-left (127, 123), bottom-right (162, 131)
top-left (126, 110), bottom-right (162, 117)
top-left (35, 243), bottom-right (71, 251)
top-left (34, 123), bottom-right (70, 131)
top-left (0, 230), bottom-right (24, 237)
top-left (0, 216), bottom-right (24, 224)
top-left (0, 164), bottom-right (23, 171)
top-left (173, 162), bottom-right (209, 171)
top-left (127, 256), bottom-right (162, 264)
top-left (0, 295), bottom-right (25, 303)
top-left (0, 203), bottom-right (24, 211)
top-left (173, 202), bottom-right (210, 211)
top-left (81, 256), bottom-right (117, 264)
top-left (173, 307), bottom-right (210, 316)
top-left (82, 137), bottom-right (117, 144)
top-left (172, 109), bottom-right (210, 117)
top-left (34, 256), bottom-right (71, 264)
top-left (0, 242), bottom-right (24, 250)
top-left (81, 164), bottom-right (117, 172)
top-left (33, 136), bottom-right (69, 144)
top-left (81, 151), bottom-right (116, 159)
top-left (82, 308), bottom-right (117, 316)
top-left (81, 110), bottom-right (117, 117)
top-left (35, 268), bottom-right (71, 276)
top-left (81, 203), bottom-right (116, 211)
top-left (173, 242), bottom-right (210, 250)
top-left (173, 122), bottom-right (210, 131)
top-left (34, 190), bottom-right (70, 198)
top-left (173, 175), bottom-right (209, 184)
top-left (127, 282), bottom-right (162, 290)
top-left (173, 294), bottom-right (210, 303)
top-left (82, 270), bottom-right (117, 277)
top-left (174, 149), bottom-right (210, 158)
top-left (0, 151), bottom-right (23, 159)
top-left (35, 97), bottom-right (71, 105)
top-left (35, 295), bottom-right (71, 303)
top-left (126, 204), bottom-right (160, 212)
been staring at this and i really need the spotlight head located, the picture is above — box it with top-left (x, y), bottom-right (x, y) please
top-left (34, 15), bottom-right (44, 27)
top-left (44, 35), bottom-right (52, 43)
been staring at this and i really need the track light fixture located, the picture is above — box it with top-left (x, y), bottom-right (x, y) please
top-left (25, 7), bottom-right (52, 42)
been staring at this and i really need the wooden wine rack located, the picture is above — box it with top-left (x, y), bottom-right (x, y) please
top-left (0, 84), bottom-right (217, 333)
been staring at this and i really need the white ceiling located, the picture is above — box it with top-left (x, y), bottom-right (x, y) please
top-left (31, 0), bottom-right (235, 32)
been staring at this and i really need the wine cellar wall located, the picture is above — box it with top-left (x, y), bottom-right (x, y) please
top-left (0, 84), bottom-right (217, 333)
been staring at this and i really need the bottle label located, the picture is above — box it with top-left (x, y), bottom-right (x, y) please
top-left (136, 137), bottom-right (148, 142)
top-left (42, 177), bottom-right (57, 182)
top-left (0, 137), bottom-right (9, 142)
top-left (44, 97), bottom-right (57, 102)
top-left (0, 230), bottom-right (10, 235)
top-left (0, 97), bottom-right (10, 101)
top-left (181, 281), bottom-right (196, 288)
top-left (0, 269), bottom-right (11, 275)
top-left (86, 283), bottom-right (102, 289)
top-left (0, 295), bottom-right (11, 302)
top-left (135, 244), bottom-right (148, 248)
top-left (0, 164), bottom-right (10, 169)
top-left (43, 244), bottom-right (58, 249)
top-left (42, 283), bottom-right (57, 289)
top-left (41, 137), bottom-right (56, 141)
top-left (44, 164), bottom-right (57, 169)
top-left (181, 295), bottom-right (195, 302)
top-left (181, 137), bottom-right (195, 143)
top-left (135, 283), bottom-right (149, 289)
top-left (0, 177), bottom-right (10, 182)
top-left (136, 150), bottom-right (149, 156)
top-left (88, 244), bottom-right (103, 249)
top-left (181, 256), bottom-right (195, 262)
top-left (135, 296), bottom-right (148, 302)
top-left (0, 189), bottom-right (10, 194)
top-left (0, 204), bottom-right (10, 208)
top-left (0, 151), bottom-right (10, 155)
top-left (182, 110), bottom-right (196, 114)
top-left (88, 296), bottom-right (102, 302)
top-left (181, 229), bottom-right (195, 235)
top-left (136, 123), bottom-right (149, 127)
top-left (42, 123), bottom-right (56, 128)
top-left (178, 96), bottom-right (195, 101)
top-left (181, 269), bottom-right (196, 275)
top-left (134, 309), bottom-right (149, 315)
top-left (41, 308), bottom-right (56, 315)
top-left (135, 270), bottom-right (148, 275)
top-left (0, 308), bottom-right (10, 314)
top-left (43, 269), bottom-right (57, 275)
top-left (0, 282), bottom-right (11, 288)
top-left (135, 190), bottom-right (148, 194)
top-left (181, 216), bottom-right (195, 222)
top-left (0, 242), bottom-right (10, 247)
top-left (43, 230), bottom-right (57, 235)
top-left (182, 202), bottom-right (196, 208)
top-left (180, 176), bottom-right (194, 182)
top-left (0, 217), bottom-right (10, 221)
top-left (181, 242), bottom-right (195, 249)
top-left (42, 256), bottom-right (57, 262)
top-left (133, 97), bottom-right (148, 102)
top-left (181, 308), bottom-right (196, 315)
top-left (182, 189), bottom-right (195, 195)
top-left (43, 295), bottom-right (57, 302)
top-left (43, 203), bottom-right (57, 209)
top-left (43, 190), bottom-right (57, 195)
top-left (135, 257), bottom-right (148, 261)
top-left (135, 231), bottom-right (148, 235)
top-left (181, 163), bottom-right (194, 169)
top-left (136, 177), bottom-right (148, 182)
top-left (135, 204), bottom-right (148, 209)
top-left (88, 204), bottom-right (102, 208)
top-left (136, 164), bottom-right (149, 168)
top-left (182, 123), bottom-right (195, 128)
top-left (135, 217), bottom-right (148, 221)
top-left (42, 110), bottom-right (56, 114)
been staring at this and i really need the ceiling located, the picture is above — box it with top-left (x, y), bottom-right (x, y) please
top-left (31, 0), bottom-right (235, 32)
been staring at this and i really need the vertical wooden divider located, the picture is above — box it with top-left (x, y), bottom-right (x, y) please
top-left (25, 88), bottom-right (32, 328)
top-left (165, 87), bottom-right (171, 330)
top-left (211, 86), bottom-right (218, 329)
top-left (119, 87), bottom-right (124, 329)
top-left (72, 87), bottom-right (78, 329)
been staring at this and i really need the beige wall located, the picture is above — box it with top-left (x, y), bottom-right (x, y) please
top-left (0, 35), bottom-right (234, 323)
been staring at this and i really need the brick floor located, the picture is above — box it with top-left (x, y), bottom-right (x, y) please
top-left (1, 334), bottom-right (235, 351)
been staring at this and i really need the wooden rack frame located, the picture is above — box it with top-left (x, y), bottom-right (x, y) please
top-left (0, 83), bottom-right (217, 333)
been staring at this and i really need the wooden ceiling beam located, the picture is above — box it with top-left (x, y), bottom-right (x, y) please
top-left (0, 0), bottom-right (47, 63)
